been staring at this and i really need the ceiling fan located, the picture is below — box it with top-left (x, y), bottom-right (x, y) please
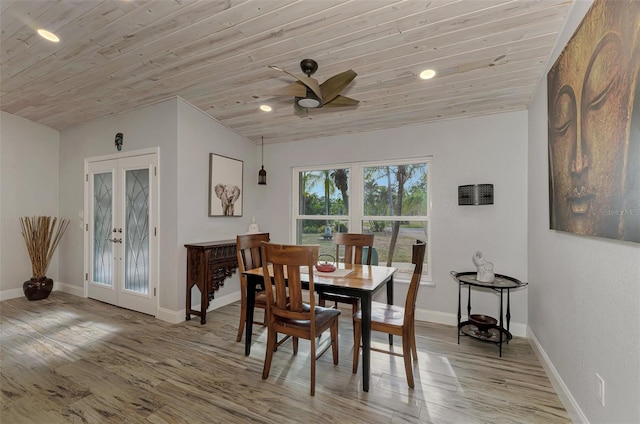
top-left (268, 59), bottom-right (359, 114)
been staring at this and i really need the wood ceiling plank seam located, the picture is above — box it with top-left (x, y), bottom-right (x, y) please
top-left (0, 0), bottom-right (58, 45)
top-left (225, 88), bottom-right (532, 130)
top-left (236, 100), bottom-right (527, 143)
top-left (206, 71), bottom-right (540, 119)
top-left (102, 2), bottom-right (336, 91)
top-left (2, 44), bottom-right (544, 127)
top-left (1, 0), bottom-right (103, 72)
top-left (0, 0), bottom-right (19, 15)
top-left (316, 11), bottom-right (567, 72)
top-left (3, 0), bottom-right (315, 102)
top-left (0, 0), bottom-right (574, 138)
top-left (0, 1), bottom-right (127, 91)
top-left (342, 39), bottom-right (548, 93)
top-left (189, 64), bottom-right (541, 113)
top-left (4, 0), bottom-right (149, 91)
top-left (323, 34), bottom-right (557, 90)
top-left (102, 1), bottom-right (434, 96)
top-left (0, 0), bottom-right (198, 95)
top-left (255, 81), bottom-right (535, 123)
top-left (194, 41), bottom-right (554, 111)
top-left (7, 7), bottom-right (560, 109)
top-left (95, 0), bottom-right (253, 59)
top-left (296, 4), bottom-right (568, 79)
top-left (100, 1), bottom-right (403, 95)
top-left (189, 61), bottom-right (549, 118)
top-left (129, 2), bottom-right (564, 107)
top-left (188, 35), bottom-right (560, 111)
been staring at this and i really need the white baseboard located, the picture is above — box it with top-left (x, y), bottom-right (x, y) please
top-left (0, 287), bottom-right (24, 301)
top-left (415, 307), bottom-right (527, 337)
top-left (156, 291), bottom-right (242, 324)
top-left (0, 280), bottom-right (83, 301)
top-left (528, 327), bottom-right (587, 424)
top-left (54, 282), bottom-right (84, 297)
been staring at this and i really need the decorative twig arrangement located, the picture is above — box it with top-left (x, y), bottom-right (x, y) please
top-left (19, 216), bottom-right (70, 279)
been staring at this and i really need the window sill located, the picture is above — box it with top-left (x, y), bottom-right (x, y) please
top-left (394, 276), bottom-right (435, 287)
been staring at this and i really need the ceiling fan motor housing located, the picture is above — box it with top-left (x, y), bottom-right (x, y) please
top-left (300, 58), bottom-right (318, 76)
top-left (296, 86), bottom-right (321, 108)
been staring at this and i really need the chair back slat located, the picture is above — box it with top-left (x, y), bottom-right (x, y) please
top-left (261, 242), bottom-right (319, 321)
top-left (333, 233), bottom-right (374, 265)
top-left (237, 233), bottom-right (270, 273)
top-left (404, 240), bottom-right (426, 327)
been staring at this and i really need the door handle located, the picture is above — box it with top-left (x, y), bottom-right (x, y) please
top-left (109, 238), bottom-right (122, 243)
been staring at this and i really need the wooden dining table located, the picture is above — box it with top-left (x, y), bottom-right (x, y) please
top-left (242, 263), bottom-right (397, 392)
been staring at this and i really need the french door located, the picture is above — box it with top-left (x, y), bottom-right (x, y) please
top-left (85, 152), bottom-right (158, 316)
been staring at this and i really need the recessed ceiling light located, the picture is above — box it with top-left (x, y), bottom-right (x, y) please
top-left (419, 69), bottom-right (436, 80)
top-left (37, 29), bottom-right (60, 43)
top-left (259, 104), bottom-right (272, 112)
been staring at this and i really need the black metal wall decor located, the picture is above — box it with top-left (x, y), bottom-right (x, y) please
top-left (458, 184), bottom-right (494, 206)
top-left (115, 132), bottom-right (123, 151)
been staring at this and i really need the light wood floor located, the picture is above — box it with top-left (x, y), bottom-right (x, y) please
top-left (0, 292), bottom-right (571, 424)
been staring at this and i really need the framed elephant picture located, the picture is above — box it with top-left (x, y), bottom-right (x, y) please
top-left (209, 153), bottom-right (243, 217)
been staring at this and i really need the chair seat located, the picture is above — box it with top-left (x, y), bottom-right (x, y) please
top-left (276, 304), bottom-right (341, 330)
top-left (319, 292), bottom-right (359, 305)
top-left (354, 301), bottom-right (404, 327)
top-left (255, 291), bottom-right (267, 307)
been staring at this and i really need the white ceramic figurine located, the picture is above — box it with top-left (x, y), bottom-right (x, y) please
top-left (472, 251), bottom-right (495, 283)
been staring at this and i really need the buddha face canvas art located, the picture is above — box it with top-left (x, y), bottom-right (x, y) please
top-left (547, 0), bottom-right (640, 243)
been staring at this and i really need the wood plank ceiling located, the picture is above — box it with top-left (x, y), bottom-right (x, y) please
top-left (0, 0), bottom-right (573, 144)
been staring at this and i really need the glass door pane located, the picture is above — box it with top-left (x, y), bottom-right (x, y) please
top-left (124, 168), bottom-right (149, 294)
top-left (93, 171), bottom-right (113, 287)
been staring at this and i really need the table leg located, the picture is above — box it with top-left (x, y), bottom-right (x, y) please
top-left (498, 288), bottom-right (504, 357)
top-left (200, 282), bottom-right (207, 325)
top-left (457, 283), bottom-right (462, 343)
top-left (245, 276), bottom-right (256, 356)
top-left (361, 292), bottom-right (372, 392)
top-left (506, 288), bottom-right (511, 344)
top-left (387, 275), bottom-right (394, 345)
top-left (185, 255), bottom-right (192, 321)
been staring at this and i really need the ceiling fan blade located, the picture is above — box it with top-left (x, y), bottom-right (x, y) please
top-left (268, 65), bottom-right (322, 101)
top-left (267, 81), bottom-right (307, 97)
top-left (320, 69), bottom-right (357, 105)
top-left (323, 95), bottom-right (359, 107)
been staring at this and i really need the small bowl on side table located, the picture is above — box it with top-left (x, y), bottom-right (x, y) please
top-left (469, 314), bottom-right (498, 333)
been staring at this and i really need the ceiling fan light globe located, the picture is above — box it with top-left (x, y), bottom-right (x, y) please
top-left (297, 97), bottom-right (321, 108)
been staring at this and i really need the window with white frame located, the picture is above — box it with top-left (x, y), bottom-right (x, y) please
top-left (292, 158), bottom-right (431, 281)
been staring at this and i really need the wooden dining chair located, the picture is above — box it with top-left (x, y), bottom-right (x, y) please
top-left (260, 242), bottom-right (341, 396)
top-left (235, 233), bottom-right (270, 342)
top-left (352, 240), bottom-right (426, 388)
top-left (318, 233), bottom-right (374, 333)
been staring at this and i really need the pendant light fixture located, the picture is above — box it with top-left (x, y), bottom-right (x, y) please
top-left (258, 136), bottom-right (267, 185)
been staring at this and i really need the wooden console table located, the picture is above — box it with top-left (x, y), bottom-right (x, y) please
top-left (185, 240), bottom-right (237, 324)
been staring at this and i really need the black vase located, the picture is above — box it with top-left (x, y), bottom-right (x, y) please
top-left (23, 277), bottom-right (54, 301)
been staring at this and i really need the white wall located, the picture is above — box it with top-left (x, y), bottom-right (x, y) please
top-left (528, 1), bottom-right (640, 423)
top-left (176, 99), bottom-right (259, 314)
top-left (0, 112), bottom-right (60, 299)
top-left (58, 98), bottom-right (180, 306)
top-left (261, 111), bottom-right (529, 328)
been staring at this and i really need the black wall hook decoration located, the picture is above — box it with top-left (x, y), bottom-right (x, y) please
top-left (115, 132), bottom-right (123, 151)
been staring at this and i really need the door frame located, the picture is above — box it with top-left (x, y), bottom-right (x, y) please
top-left (83, 147), bottom-right (160, 315)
